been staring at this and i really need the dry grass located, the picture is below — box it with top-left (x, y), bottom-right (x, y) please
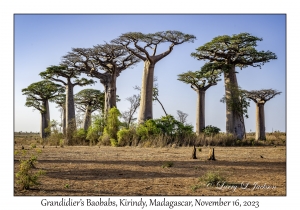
top-left (14, 136), bottom-right (286, 196)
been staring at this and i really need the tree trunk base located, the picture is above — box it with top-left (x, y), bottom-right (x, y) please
top-left (191, 145), bottom-right (197, 159)
top-left (208, 148), bottom-right (215, 160)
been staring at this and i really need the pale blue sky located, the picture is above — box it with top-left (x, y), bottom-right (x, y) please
top-left (14, 14), bottom-right (286, 132)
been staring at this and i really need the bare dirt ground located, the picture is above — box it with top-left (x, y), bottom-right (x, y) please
top-left (14, 141), bottom-right (286, 196)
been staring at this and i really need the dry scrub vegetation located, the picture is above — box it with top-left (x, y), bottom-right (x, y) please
top-left (14, 134), bottom-right (286, 196)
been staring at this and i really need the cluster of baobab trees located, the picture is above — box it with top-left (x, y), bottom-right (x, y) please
top-left (22, 30), bottom-right (281, 144)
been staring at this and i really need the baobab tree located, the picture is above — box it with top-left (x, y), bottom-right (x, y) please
top-left (220, 85), bottom-right (250, 139)
top-left (112, 30), bottom-right (196, 123)
top-left (61, 44), bottom-right (139, 117)
top-left (178, 62), bottom-right (222, 135)
top-left (22, 80), bottom-right (64, 138)
top-left (191, 32), bottom-right (277, 139)
top-left (245, 89), bottom-right (281, 140)
top-left (50, 94), bottom-right (66, 135)
top-left (39, 65), bottom-right (96, 144)
top-left (74, 89), bottom-right (104, 130)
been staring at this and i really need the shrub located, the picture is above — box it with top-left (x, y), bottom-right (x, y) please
top-left (161, 162), bottom-right (174, 168)
top-left (72, 128), bottom-right (87, 145)
top-left (136, 119), bottom-right (160, 141)
top-left (202, 125), bottom-right (221, 136)
top-left (104, 107), bottom-right (121, 140)
top-left (30, 143), bottom-right (36, 149)
top-left (47, 132), bottom-right (64, 146)
top-left (110, 138), bottom-right (118, 147)
top-left (15, 153), bottom-right (45, 190)
top-left (59, 139), bottom-right (64, 147)
top-left (99, 131), bottom-right (111, 146)
top-left (199, 171), bottom-right (226, 186)
top-left (117, 128), bottom-right (133, 146)
top-left (87, 114), bottom-right (106, 145)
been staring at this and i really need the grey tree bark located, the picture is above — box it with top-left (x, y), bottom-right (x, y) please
top-left (62, 107), bottom-right (66, 136)
top-left (40, 100), bottom-right (50, 139)
top-left (224, 65), bottom-right (245, 140)
top-left (196, 90), bottom-right (206, 134)
top-left (138, 61), bottom-right (155, 122)
top-left (101, 72), bottom-right (117, 117)
top-left (256, 102), bottom-right (266, 140)
top-left (83, 105), bottom-right (92, 131)
top-left (46, 100), bottom-right (50, 125)
top-left (66, 82), bottom-right (76, 144)
top-left (244, 89), bottom-right (281, 141)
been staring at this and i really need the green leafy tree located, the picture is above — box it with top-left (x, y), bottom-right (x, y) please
top-left (103, 107), bottom-right (121, 145)
top-left (202, 125), bottom-right (221, 136)
top-left (74, 89), bottom-right (105, 130)
top-left (178, 62), bottom-right (223, 135)
top-left (244, 89), bottom-right (281, 140)
top-left (113, 31), bottom-right (196, 123)
top-left (61, 44), bottom-right (139, 117)
top-left (86, 114), bottom-right (106, 145)
top-left (39, 65), bottom-right (96, 144)
top-left (191, 32), bottom-right (277, 139)
top-left (22, 80), bottom-right (64, 138)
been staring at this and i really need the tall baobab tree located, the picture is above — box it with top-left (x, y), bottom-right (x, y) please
top-left (39, 65), bottom-right (96, 144)
top-left (112, 30), bottom-right (196, 123)
top-left (178, 63), bottom-right (222, 135)
top-left (74, 89), bottom-right (104, 130)
top-left (50, 94), bottom-right (66, 135)
top-left (61, 44), bottom-right (140, 117)
top-left (191, 32), bottom-right (277, 139)
top-left (22, 80), bottom-right (64, 138)
top-left (220, 85), bottom-right (250, 139)
top-left (245, 89), bottom-right (281, 140)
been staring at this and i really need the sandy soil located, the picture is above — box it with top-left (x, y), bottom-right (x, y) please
top-left (14, 144), bottom-right (286, 196)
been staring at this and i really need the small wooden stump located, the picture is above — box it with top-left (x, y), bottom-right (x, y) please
top-left (191, 145), bottom-right (197, 159)
top-left (208, 148), bottom-right (216, 160)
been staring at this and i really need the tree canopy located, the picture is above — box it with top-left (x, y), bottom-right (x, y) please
top-left (113, 31), bottom-right (196, 62)
top-left (39, 65), bottom-right (96, 87)
top-left (74, 89), bottom-right (105, 113)
top-left (191, 32), bottom-right (277, 69)
top-left (244, 89), bottom-right (282, 104)
top-left (22, 80), bottom-right (65, 112)
top-left (177, 62), bottom-right (223, 91)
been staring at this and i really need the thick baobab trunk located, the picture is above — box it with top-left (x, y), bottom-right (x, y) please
top-left (196, 90), bottom-right (206, 135)
top-left (62, 107), bottom-right (66, 136)
top-left (40, 100), bottom-right (49, 139)
top-left (102, 73), bottom-right (117, 117)
top-left (138, 60), bottom-right (155, 123)
top-left (40, 113), bottom-right (47, 139)
top-left (45, 100), bottom-right (50, 125)
top-left (224, 65), bottom-right (245, 139)
top-left (83, 105), bottom-right (92, 130)
top-left (256, 102), bottom-right (266, 140)
top-left (66, 82), bottom-right (76, 144)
